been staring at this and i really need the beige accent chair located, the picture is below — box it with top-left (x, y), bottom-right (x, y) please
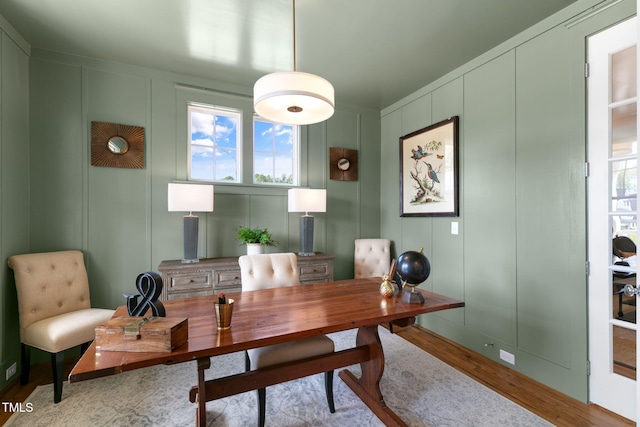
top-left (354, 238), bottom-right (391, 279)
top-left (7, 250), bottom-right (115, 403)
top-left (354, 238), bottom-right (397, 332)
top-left (238, 253), bottom-right (335, 427)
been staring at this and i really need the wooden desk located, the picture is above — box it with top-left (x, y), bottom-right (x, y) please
top-left (70, 278), bottom-right (464, 426)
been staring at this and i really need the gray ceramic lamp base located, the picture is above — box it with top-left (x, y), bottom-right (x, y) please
top-left (182, 215), bottom-right (199, 263)
top-left (298, 215), bottom-right (315, 256)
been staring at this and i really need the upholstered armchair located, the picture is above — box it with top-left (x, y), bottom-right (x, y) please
top-left (238, 253), bottom-right (335, 427)
top-left (7, 250), bottom-right (115, 403)
top-left (354, 238), bottom-right (391, 279)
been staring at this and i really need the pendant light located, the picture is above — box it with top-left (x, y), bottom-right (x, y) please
top-left (253, 0), bottom-right (334, 125)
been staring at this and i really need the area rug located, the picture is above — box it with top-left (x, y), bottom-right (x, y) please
top-left (6, 327), bottom-right (552, 426)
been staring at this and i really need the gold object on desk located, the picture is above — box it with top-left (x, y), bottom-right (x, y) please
top-left (214, 299), bottom-right (234, 330)
top-left (380, 259), bottom-right (399, 298)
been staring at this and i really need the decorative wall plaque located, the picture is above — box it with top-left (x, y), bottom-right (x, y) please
top-left (91, 121), bottom-right (145, 168)
top-left (329, 147), bottom-right (358, 181)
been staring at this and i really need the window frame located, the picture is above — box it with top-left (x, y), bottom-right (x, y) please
top-left (252, 116), bottom-right (300, 186)
top-left (187, 103), bottom-right (243, 183)
top-left (180, 88), bottom-right (307, 189)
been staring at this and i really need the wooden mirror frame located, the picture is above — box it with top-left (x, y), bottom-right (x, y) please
top-left (91, 121), bottom-right (145, 169)
top-left (329, 147), bottom-right (358, 181)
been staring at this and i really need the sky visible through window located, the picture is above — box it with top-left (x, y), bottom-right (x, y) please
top-left (254, 120), bottom-right (296, 184)
top-left (190, 106), bottom-right (239, 182)
top-left (188, 104), bottom-right (297, 184)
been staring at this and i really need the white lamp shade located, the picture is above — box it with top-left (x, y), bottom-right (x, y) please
top-left (288, 188), bottom-right (326, 213)
top-left (254, 71), bottom-right (335, 125)
top-left (168, 183), bottom-right (214, 212)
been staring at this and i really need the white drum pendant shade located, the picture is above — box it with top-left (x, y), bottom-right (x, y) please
top-left (254, 71), bottom-right (335, 125)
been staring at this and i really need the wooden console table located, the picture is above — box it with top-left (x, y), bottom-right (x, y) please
top-left (158, 253), bottom-right (334, 300)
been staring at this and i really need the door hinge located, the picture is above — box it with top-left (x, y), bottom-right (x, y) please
top-left (584, 162), bottom-right (590, 178)
top-left (585, 63), bottom-right (590, 78)
top-left (586, 261), bottom-right (590, 276)
top-left (587, 360), bottom-right (591, 376)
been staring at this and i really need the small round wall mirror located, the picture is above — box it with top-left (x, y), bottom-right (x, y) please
top-left (107, 136), bottom-right (129, 154)
top-left (338, 158), bottom-right (350, 171)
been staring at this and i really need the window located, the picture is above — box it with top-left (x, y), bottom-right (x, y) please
top-left (188, 104), bottom-right (241, 182)
top-left (187, 101), bottom-right (300, 186)
top-left (253, 118), bottom-right (299, 185)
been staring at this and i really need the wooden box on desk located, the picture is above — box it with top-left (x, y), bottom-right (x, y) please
top-left (95, 317), bottom-right (188, 352)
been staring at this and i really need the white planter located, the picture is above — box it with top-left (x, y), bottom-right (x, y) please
top-left (246, 243), bottom-right (264, 255)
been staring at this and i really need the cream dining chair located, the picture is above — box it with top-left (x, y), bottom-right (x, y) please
top-left (354, 238), bottom-right (398, 332)
top-left (7, 250), bottom-right (115, 403)
top-left (354, 238), bottom-right (391, 279)
top-left (238, 252), bottom-right (335, 427)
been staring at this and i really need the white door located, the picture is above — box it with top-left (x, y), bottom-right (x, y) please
top-left (587, 16), bottom-right (637, 421)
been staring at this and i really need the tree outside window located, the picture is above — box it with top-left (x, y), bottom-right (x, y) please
top-left (253, 119), bottom-right (298, 185)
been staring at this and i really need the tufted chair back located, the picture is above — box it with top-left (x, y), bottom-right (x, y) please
top-left (239, 253), bottom-right (299, 291)
top-left (354, 238), bottom-right (391, 279)
top-left (8, 250), bottom-right (92, 341)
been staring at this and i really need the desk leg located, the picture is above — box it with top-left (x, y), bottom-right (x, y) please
top-left (196, 357), bottom-right (211, 427)
top-left (339, 324), bottom-right (408, 427)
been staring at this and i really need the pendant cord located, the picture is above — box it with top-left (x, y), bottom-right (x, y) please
top-left (292, 0), bottom-right (297, 72)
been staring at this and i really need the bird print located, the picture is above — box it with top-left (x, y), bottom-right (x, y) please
top-left (411, 145), bottom-right (432, 161)
top-left (426, 163), bottom-right (440, 183)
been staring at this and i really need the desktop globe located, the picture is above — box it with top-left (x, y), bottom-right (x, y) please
top-left (396, 249), bottom-right (431, 303)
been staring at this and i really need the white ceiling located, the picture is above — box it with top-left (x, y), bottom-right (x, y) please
top-left (0, 0), bottom-right (577, 109)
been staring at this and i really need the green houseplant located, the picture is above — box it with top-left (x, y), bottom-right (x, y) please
top-left (236, 227), bottom-right (277, 254)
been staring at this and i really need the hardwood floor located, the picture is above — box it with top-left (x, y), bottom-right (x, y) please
top-left (395, 325), bottom-right (633, 427)
top-left (0, 325), bottom-right (634, 426)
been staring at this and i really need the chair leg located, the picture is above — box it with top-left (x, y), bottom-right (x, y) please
top-left (20, 343), bottom-right (30, 386)
top-left (257, 388), bottom-right (266, 427)
top-left (325, 370), bottom-right (335, 413)
top-left (389, 322), bottom-right (394, 334)
top-left (51, 351), bottom-right (65, 403)
top-left (246, 352), bottom-right (266, 427)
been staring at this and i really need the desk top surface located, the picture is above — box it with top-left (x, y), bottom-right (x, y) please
top-left (69, 278), bottom-right (464, 383)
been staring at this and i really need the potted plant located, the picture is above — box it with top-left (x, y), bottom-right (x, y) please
top-left (236, 226), bottom-right (278, 255)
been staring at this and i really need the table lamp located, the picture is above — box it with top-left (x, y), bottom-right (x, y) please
top-left (288, 188), bottom-right (326, 256)
top-left (168, 183), bottom-right (214, 263)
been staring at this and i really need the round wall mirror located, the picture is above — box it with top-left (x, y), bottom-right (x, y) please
top-left (107, 136), bottom-right (129, 154)
top-left (338, 158), bottom-right (350, 171)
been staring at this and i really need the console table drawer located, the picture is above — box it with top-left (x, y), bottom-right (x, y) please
top-left (168, 272), bottom-right (213, 291)
top-left (299, 263), bottom-right (329, 278)
top-left (298, 254), bottom-right (334, 284)
top-left (215, 270), bottom-right (242, 292)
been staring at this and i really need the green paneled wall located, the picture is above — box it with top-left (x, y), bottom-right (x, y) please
top-left (30, 60), bottom-right (84, 251)
top-left (0, 30), bottom-right (29, 391)
top-left (380, 0), bottom-right (636, 402)
top-left (463, 51), bottom-right (517, 346)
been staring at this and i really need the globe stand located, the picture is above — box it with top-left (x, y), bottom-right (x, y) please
top-left (401, 282), bottom-right (425, 304)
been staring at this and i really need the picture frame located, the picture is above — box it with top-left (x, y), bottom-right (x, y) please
top-left (399, 116), bottom-right (459, 217)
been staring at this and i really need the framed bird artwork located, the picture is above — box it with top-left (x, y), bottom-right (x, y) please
top-left (399, 116), bottom-right (459, 217)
